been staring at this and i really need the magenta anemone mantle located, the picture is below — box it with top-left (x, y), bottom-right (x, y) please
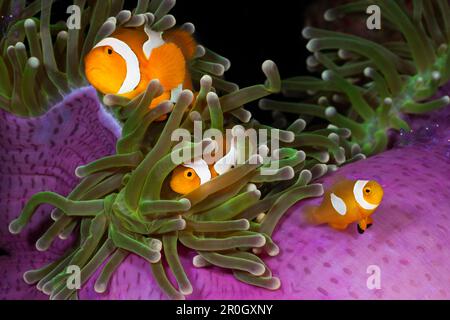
top-left (0, 87), bottom-right (120, 299)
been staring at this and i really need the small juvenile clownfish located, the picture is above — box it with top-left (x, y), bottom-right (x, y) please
top-left (84, 26), bottom-right (196, 109)
top-left (170, 158), bottom-right (218, 195)
top-left (305, 179), bottom-right (384, 234)
top-left (170, 137), bottom-right (240, 195)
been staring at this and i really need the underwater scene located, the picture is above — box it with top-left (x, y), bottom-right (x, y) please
top-left (0, 0), bottom-right (449, 301)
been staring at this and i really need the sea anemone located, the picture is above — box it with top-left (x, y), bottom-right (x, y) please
top-left (2, 0), bottom-right (448, 301)
top-left (2, 0), bottom-right (362, 300)
top-left (261, 0), bottom-right (450, 155)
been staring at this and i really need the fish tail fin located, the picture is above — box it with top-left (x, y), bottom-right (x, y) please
top-left (163, 29), bottom-right (197, 61)
top-left (300, 205), bottom-right (320, 226)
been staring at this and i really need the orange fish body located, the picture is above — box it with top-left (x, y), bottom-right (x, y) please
top-left (170, 136), bottom-right (240, 195)
top-left (170, 160), bottom-right (218, 195)
top-left (84, 26), bottom-right (196, 109)
top-left (306, 179), bottom-right (384, 234)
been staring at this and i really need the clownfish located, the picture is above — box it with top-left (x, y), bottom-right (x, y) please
top-left (170, 158), bottom-right (219, 195)
top-left (84, 26), bottom-right (196, 109)
top-left (170, 137), bottom-right (239, 195)
top-left (305, 179), bottom-right (384, 234)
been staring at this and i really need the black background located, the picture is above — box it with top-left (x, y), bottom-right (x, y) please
top-left (170, 0), bottom-right (313, 87)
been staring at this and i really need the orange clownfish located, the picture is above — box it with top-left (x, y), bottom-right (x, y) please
top-left (305, 179), bottom-right (384, 234)
top-left (170, 137), bottom-right (240, 195)
top-left (84, 26), bottom-right (196, 109)
top-left (170, 158), bottom-right (218, 195)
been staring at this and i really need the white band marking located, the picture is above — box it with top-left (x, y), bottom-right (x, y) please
top-left (94, 37), bottom-right (141, 94)
top-left (353, 180), bottom-right (378, 210)
top-left (143, 29), bottom-right (165, 59)
top-left (330, 193), bottom-right (347, 216)
top-left (184, 158), bottom-right (211, 185)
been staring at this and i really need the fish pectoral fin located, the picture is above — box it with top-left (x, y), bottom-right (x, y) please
top-left (357, 224), bottom-right (365, 234)
top-left (357, 219), bottom-right (369, 234)
top-left (358, 219), bottom-right (367, 229)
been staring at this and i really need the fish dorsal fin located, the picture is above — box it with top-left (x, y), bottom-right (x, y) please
top-left (143, 27), bottom-right (165, 59)
top-left (146, 42), bottom-right (186, 91)
top-left (330, 193), bottom-right (347, 216)
top-left (353, 180), bottom-right (378, 210)
top-left (163, 28), bottom-right (197, 60)
top-left (94, 37), bottom-right (141, 94)
top-left (184, 158), bottom-right (211, 185)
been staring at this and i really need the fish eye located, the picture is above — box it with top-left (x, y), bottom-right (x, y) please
top-left (365, 188), bottom-right (371, 194)
top-left (184, 169), bottom-right (195, 180)
top-left (104, 47), bottom-right (113, 55)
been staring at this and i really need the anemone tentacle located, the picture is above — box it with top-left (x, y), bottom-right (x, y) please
top-left (261, 0), bottom-right (450, 155)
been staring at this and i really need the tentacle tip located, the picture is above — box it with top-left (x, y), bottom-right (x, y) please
top-left (195, 45), bottom-right (206, 58)
top-left (28, 57), bottom-right (40, 68)
top-left (15, 42), bottom-right (25, 50)
top-left (262, 60), bottom-right (281, 92)
top-left (200, 75), bottom-right (213, 88)
top-left (251, 264), bottom-right (267, 277)
top-left (316, 184), bottom-right (325, 196)
top-left (179, 198), bottom-right (191, 211)
top-left (269, 277), bottom-right (282, 290)
top-left (74, 166), bottom-right (85, 178)
top-left (258, 99), bottom-right (269, 110)
top-left (24, 18), bottom-right (36, 28)
top-left (192, 255), bottom-right (208, 268)
top-left (150, 252), bottom-right (162, 263)
top-left (94, 283), bottom-right (107, 294)
top-left (206, 91), bottom-right (219, 104)
top-left (255, 235), bottom-right (266, 247)
top-left (180, 284), bottom-right (194, 296)
top-left (432, 71), bottom-right (441, 82)
top-left (178, 90), bottom-right (195, 105)
top-left (58, 234), bottom-right (69, 240)
top-left (253, 189), bottom-right (262, 199)
top-left (284, 166), bottom-right (295, 179)
top-left (297, 150), bottom-right (306, 162)
top-left (8, 220), bottom-right (22, 234)
top-left (363, 67), bottom-right (375, 78)
top-left (306, 39), bottom-right (319, 52)
top-left (268, 245), bottom-right (280, 257)
top-left (41, 283), bottom-right (53, 296)
top-left (301, 27), bottom-right (313, 39)
top-left (325, 106), bottom-right (337, 118)
top-left (23, 271), bottom-right (35, 285)
top-left (35, 240), bottom-right (49, 252)
top-left (222, 58), bottom-right (231, 71)
top-left (321, 70), bottom-right (334, 81)
top-left (283, 131), bottom-right (295, 143)
top-left (384, 97), bottom-right (393, 106)
top-left (323, 9), bottom-right (337, 21)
